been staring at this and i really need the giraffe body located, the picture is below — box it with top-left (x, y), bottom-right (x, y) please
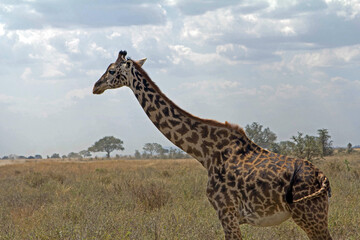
top-left (93, 51), bottom-right (332, 240)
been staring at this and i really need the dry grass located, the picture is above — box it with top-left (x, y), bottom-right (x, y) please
top-left (0, 155), bottom-right (359, 239)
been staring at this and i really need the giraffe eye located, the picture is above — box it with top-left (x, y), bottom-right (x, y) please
top-left (109, 70), bottom-right (116, 75)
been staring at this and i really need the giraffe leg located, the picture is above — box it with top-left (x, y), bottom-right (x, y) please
top-left (217, 207), bottom-right (243, 240)
top-left (206, 194), bottom-right (242, 239)
top-left (206, 181), bottom-right (243, 239)
top-left (290, 195), bottom-right (332, 240)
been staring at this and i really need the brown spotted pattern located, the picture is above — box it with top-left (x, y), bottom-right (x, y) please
top-left (93, 51), bottom-right (333, 240)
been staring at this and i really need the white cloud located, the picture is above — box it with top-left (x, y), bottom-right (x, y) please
top-left (21, 66), bottom-right (60, 85)
top-left (106, 32), bottom-right (121, 40)
top-left (13, 28), bottom-right (59, 45)
top-left (0, 94), bottom-right (14, 103)
top-left (216, 44), bottom-right (248, 60)
top-left (0, 1), bottom-right (167, 29)
top-left (169, 45), bottom-right (216, 64)
top-left (6, 28), bottom-right (74, 82)
top-left (0, 23), bottom-right (5, 36)
top-left (65, 38), bottom-right (80, 53)
top-left (182, 80), bottom-right (241, 91)
top-left (66, 87), bottom-right (92, 100)
top-left (326, 0), bottom-right (360, 19)
top-left (169, 44), bottom-right (237, 65)
top-left (180, 3), bottom-right (307, 46)
top-left (41, 63), bottom-right (66, 78)
top-left (181, 7), bottom-right (234, 42)
top-left (21, 67), bottom-right (32, 81)
top-left (315, 76), bottom-right (360, 98)
top-left (261, 44), bottom-right (360, 73)
top-left (281, 26), bottom-right (296, 36)
top-left (274, 84), bottom-right (308, 100)
top-left (173, 0), bottom-right (242, 16)
top-left (89, 42), bottom-right (112, 59)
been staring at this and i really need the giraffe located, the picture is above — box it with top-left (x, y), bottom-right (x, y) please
top-left (92, 50), bottom-right (332, 240)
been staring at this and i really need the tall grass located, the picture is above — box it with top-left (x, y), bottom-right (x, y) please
top-left (0, 156), bottom-right (359, 239)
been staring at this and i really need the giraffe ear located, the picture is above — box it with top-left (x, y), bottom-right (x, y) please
top-left (136, 58), bottom-right (147, 67)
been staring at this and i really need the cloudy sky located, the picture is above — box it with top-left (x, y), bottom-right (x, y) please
top-left (1, 0), bottom-right (359, 157)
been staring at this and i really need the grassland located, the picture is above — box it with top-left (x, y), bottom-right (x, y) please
top-left (0, 155), bottom-right (359, 240)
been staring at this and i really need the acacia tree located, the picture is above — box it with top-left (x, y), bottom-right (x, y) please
top-left (168, 147), bottom-right (189, 159)
top-left (245, 122), bottom-right (277, 149)
top-left (317, 129), bottom-right (333, 157)
top-left (291, 132), bottom-right (321, 162)
top-left (347, 143), bottom-right (353, 154)
top-left (50, 153), bottom-right (60, 159)
top-left (153, 143), bottom-right (168, 158)
top-left (79, 150), bottom-right (92, 158)
top-left (142, 143), bottom-right (169, 158)
top-left (68, 152), bottom-right (81, 159)
top-left (143, 143), bottom-right (155, 157)
top-left (88, 136), bottom-right (124, 158)
top-left (271, 141), bottom-right (295, 156)
top-left (134, 150), bottom-right (141, 159)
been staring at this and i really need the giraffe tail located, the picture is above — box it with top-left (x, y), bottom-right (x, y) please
top-left (286, 161), bottom-right (331, 204)
top-left (292, 174), bottom-right (331, 203)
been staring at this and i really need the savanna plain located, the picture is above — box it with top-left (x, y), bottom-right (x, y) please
top-left (0, 154), bottom-right (359, 240)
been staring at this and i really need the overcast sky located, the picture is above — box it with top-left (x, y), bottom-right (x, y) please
top-left (1, 0), bottom-right (359, 157)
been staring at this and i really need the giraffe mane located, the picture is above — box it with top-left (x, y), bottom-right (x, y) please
top-left (132, 61), bottom-right (249, 138)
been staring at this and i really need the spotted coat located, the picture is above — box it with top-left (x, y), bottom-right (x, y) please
top-left (93, 51), bottom-right (332, 240)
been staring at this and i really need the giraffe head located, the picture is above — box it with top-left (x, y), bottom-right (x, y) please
top-left (93, 50), bottom-right (147, 94)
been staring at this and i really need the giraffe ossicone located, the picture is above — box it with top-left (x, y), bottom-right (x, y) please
top-left (93, 50), bottom-right (332, 240)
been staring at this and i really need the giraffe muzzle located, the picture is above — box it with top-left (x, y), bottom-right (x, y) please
top-left (93, 80), bottom-right (106, 94)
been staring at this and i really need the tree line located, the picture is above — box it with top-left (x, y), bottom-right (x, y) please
top-left (87, 136), bottom-right (190, 159)
top-left (1, 124), bottom-right (357, 160)
top-left (244, 122), bottom-right (355, 162)
top-left (1, 136), bottom-right (189, 160)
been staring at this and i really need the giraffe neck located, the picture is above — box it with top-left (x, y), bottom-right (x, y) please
top-left (128, 63), bottom-right (259, 169)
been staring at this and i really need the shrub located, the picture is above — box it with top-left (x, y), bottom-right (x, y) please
top-left (126, 180), bottom-right (171, 211)
top-left (25, 172), bottom-right (49, 188)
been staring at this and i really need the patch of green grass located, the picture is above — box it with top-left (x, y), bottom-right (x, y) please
top-left (0, 156), bottom-right (359, 239)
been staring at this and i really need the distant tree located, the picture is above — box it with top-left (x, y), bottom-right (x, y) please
top-left (168, 147), bottom-right (189, 159)
top-left (159, 148), bottom-right (169, 158)
top-left (2, 156), bottom-right (9, 160)
top-left (291, 132), bottom-right (321, 162)
top-left (142, 143), bottom-right (169, 158)
top-left (291, 132), bottom-right (305, 158)
top-left (271, 141), bottom-right (295, 156)
top-left (9, 154), bottom-right (18, 159)
top-left (143, 143), bottom-right (156, 157)
top-left (168, 147), bottom-right (177, 159)
top-left (34, 154), bottom-right (42, 159)
top-left (317, 129), bottom-right (333, 157)
top-left (303, 135), bottom-right (321, 162)
top-left (88, 136), bottom-right (124, 158)
top-left (347, 143), bottom-right (353, 154)
top-left (62, 155), bottom-right (67, 159)
top-left (27, 156), bottom-right (35, 159)
top-left (245, 122), bottom-right (277, 149)
top-left (153, 143), bottom-right (168, 158)
top-left (134, 150), bottom-right (141, 159)
top-left (50, 153), bottom-right (60, 159)
top-left (153, 143), bottom-right (163, 155)
top-left (79, 150), bottom-right (92, 158)
top-left (142, 152), bottom-right (149, 159)
top-left (68, 152), bottom-right (81, 159)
